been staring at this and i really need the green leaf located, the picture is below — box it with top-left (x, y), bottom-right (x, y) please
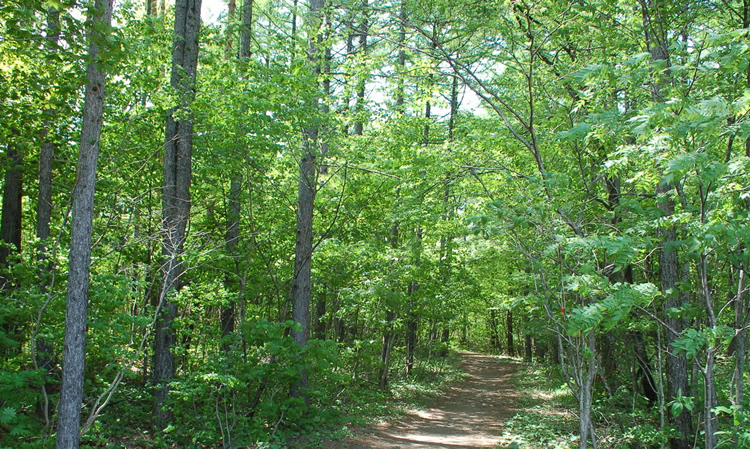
top-left (0, 407), bottom-right (16, 425)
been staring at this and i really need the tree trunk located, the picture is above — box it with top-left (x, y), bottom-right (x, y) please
top-left (290, 0), bottom-right (325, 405)
top-left (352, 0), bottom-right (369, 136)
top-left (406, 281), bottom-right (418, 375)
top-left (579, 331), bottom-right (598, 449)
top-left (658, 186), bottom-right (693, 449)
top-left (153, 0), bottom-right (201, 430)
top-left (314, 289), bottom-right (326, 340)
top-left (506, 310), bottom-right (514, 357)
top-left (55, 2), bottom-right (113, 447)
top-left (240, 0), bottom-right (253, 59)
top-left (0, 139), bottom-right (23, 350)
top-left (378, 309), bottom-right (396, 389)
top-left (732, 268), bottom-right (746, 446)
top-left (0, 142), bottom-right (22, 284)
top-left (642, 1), bottom-right (693, 445)
top-left (34, 6), bottom-right (61, 428)
top-left (489, 308), bottom-right (499, 350)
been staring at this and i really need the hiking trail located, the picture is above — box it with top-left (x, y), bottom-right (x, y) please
top-left (322, 352), bottom-right (521, 449)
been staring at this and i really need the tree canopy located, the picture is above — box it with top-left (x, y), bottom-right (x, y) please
top-left (1, 0), bottom-right (749, 448)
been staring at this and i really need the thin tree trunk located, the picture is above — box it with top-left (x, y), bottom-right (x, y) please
top-left (55, 1), bottom-right (113, 447)
top-left (34, 6), bottom-right (61, 429)
top-left (579, 331), bottom-right (598, 449)
top-left (506, 310), bottom-right (514, 357)
top-left (378, 309), bottom-right (395, 389)
top-left (153, 0), bottom-right (201, 430)
top-left (395, 1), bottom-right (406, 112)
top-left (732, 268), bottom-right (746, 446)
top-left (221, 0), bottom-right (251, 354)
top-left (406, 281), bottom-right (418, 375)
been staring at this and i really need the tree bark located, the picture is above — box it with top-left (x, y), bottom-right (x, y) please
top-left (153, 0), bottom-right (201, 430)
top-left (55, 1), bottom-right (113, 447)
top-left (0, 142), bottom-right (22, 285)
top-left (641, 0), bottom-right (693, 445)
top-left (290, 0), bottom-right (325, 404)
top-left (658, 193), bottom-right (693, 449)
top-left (34, 5), bottom-right (62, 428)
top-left (506, 310), bottom-right (514, 357)
top-left (352, 0), bottom-right (369, 136)
top-left (406, 280), bottom-right (418, 375)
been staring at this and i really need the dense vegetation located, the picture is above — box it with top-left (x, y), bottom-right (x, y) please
top-left (1, 0), bottom-right (749, 447)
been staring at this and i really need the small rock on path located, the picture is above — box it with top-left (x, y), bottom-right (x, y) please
top-left (323, 352), bottom-right (520, 449)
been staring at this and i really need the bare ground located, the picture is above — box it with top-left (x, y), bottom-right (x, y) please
top-left (321, 352), bottom-right (521, 449)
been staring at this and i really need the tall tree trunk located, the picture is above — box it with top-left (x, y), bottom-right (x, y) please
top-left (34, 6), bottom-right (61, 429)
top-left (732, 268), bottom-right (747, 446)
top-left (641, 1), bottom-right (693, 445)
top-left (55, 1), bottom-right (114, 447)
top-left (731, 4), bottom-right (750, 445)
top-left (394, 1), bottom-right (406, 112)
top-left (405, 225), bottom-right (422, 376)
top-left (221, 0), bottom-right (252, 354)
top-left (658, 193), bottom-right (693, 449)
top-left (0, 142), bottom-right (22, 285)
top-left (153, 0), bottom-right (201, 430)
top-left (378, 224), bottom-right (399, 388)
top-left (352, 0), bottom-right (369, 136)
top-left (0, 138), bottom-right (23, 350)
top-left (290, 0), bottom-right (326, 405)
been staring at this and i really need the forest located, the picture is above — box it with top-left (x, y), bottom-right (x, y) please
top-left (1, 0), bottom-right (749, 448)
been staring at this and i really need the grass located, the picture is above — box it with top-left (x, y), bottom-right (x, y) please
top-left (495, 360), bottom-right (579, 449)
top-left (292, 349), bottom-right (468, 447)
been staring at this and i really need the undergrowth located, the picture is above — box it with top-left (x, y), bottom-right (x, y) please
top-left (496, 360), bottom-right (578, 449)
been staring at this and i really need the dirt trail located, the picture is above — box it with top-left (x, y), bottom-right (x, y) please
top-left (324, 352), bottom-right (520, 449)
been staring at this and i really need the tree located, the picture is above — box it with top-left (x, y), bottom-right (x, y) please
top-left (55, 0), bottom-right (114, 447)
top-left (290, 0), bottom-right (326, 404)
top-left (153, 0), bottom-right (202, 429)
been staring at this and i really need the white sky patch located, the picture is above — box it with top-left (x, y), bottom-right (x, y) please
top-left (202, 0), bottom-right (227, 24)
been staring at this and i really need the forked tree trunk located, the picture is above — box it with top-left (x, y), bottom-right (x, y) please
top-left (153, 0), bottom-right (201, 430)
top-left (55, 1), bottom-right (114, 447)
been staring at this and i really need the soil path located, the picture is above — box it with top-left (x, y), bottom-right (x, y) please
top-left (324, 352), bottom-right (520, 449)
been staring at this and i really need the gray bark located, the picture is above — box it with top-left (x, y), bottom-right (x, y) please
top-left (153, 0), bottom-right (201, 429)
top-left (352, 0), bottom-right (369, 136)
top-left (642, 1), bottom-right (693, 445)
top-left (240, 0), bottom-right (253, 59)
top-left (290, 0), bottom-right (325, 404)
top-left (34, 6), bottom-right (62, 429)
top-left (55, 1), bottom-right (113, 447)
top-left (658, 184), bottom-right (693, 449)
top-left (732, 268), bottom-right (746, 446)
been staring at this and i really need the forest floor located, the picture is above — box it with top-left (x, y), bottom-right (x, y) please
top-left (320, 352), bottom-right (522, 449)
